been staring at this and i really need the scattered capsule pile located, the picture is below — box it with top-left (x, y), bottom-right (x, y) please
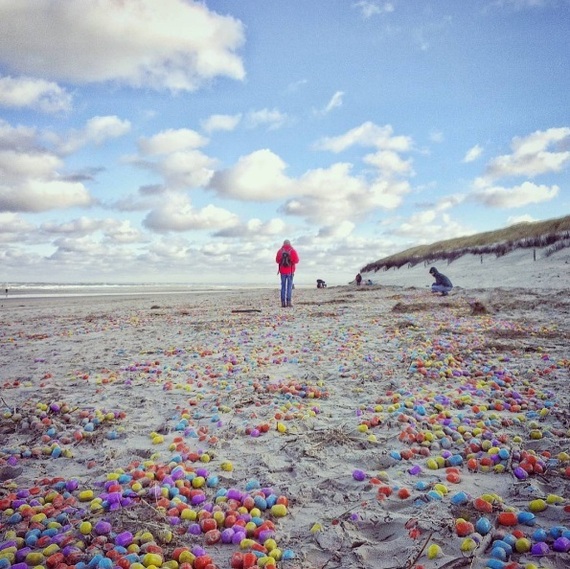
top-left (1, 290), bottom-right (569, 569)
top-left (348, 308), bottom-right (570, 568)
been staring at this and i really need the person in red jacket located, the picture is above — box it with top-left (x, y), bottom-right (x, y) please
top-left (276, 239), bottom-right (299, 307)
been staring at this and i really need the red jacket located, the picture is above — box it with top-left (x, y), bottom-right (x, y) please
top-left (276, 245), bottom-right (299, 275)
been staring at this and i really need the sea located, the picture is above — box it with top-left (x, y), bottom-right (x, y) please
top-left (0, 282), bottom-right (282, 300)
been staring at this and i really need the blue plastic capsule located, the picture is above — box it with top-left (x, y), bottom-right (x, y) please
top-left (490, 547), bottom-right (508, 561)
top-left (450, 491), bottom-right (469, 505)
top-left (475, 516), bottom-right (492, 535)
top-left (517, 511), bottom-right (536, 526)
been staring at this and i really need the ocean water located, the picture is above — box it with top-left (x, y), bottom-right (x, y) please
top-left (0, 282), bottom-right (277, 299)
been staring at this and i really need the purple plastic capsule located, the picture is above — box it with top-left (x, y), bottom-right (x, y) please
top-left (227, 489), bottom-right (242, 501)
top-left (352, 469), bottom-right (366, 481)
top-left (553, 537), bottom-right (570, 552)
top-left (191, 493), bottom-right (206, 505)
top-left (513, 466), bottom-right (528, 480)
top-left (0, 541), bottom-right (17, 551)
top-left (188, 523), bottom-right (202, 535)
top-left (95, 521), bottom-right (112, 535)
top-left (530, 541), bottom-right (550, 556)
top-left (115, 531), bottom-right (133, 547)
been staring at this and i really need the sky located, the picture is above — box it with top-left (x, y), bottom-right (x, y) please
top-left (0, 0), bottom-right (569, 286)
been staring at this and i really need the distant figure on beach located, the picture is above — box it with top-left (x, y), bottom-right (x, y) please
top-left (355, 273), bottom-right (362, 286)
top-left (429, 266), bottom-right (453, 296)
top-left (276, 239), bottom-right (299, 308)
top-left (316, 279), bottom-right (327, 288)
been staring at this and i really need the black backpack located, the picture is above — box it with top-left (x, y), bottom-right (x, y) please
top-left (280, 249), bottom-right (292, 267)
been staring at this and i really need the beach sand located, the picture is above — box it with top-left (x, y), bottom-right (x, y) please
top-left (1, 282), bottom-right (569, 569)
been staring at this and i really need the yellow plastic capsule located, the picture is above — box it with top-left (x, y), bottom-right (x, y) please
top-left (426, 544), bottom-right (442, 559)
top-left (79, 521), bottom-right (92, 535)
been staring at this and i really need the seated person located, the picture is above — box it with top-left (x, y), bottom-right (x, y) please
top-left (316, 279), bottom-right (327, 288)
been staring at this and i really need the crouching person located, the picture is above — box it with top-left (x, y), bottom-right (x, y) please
top-left (429, 267), bottom-right (453, 296)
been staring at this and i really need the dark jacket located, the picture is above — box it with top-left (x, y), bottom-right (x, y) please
top-left (432, 269), bottom-right (452, 288)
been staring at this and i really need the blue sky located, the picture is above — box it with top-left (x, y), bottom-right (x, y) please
top-left (0, 0), bottom-right (569, 286)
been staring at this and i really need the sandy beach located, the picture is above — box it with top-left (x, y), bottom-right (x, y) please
top-left (1, 282), bottom-right (570, 569)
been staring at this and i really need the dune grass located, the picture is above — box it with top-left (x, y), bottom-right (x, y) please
top-left (361, 215), bottom-right (570, 273)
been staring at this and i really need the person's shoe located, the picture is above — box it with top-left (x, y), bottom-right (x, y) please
top-left (441, 292), bottom-right (448, 296)
top-left (287, 301), bottom-right (292, 307)
top-left (281, 301), bottom-right (287, 307)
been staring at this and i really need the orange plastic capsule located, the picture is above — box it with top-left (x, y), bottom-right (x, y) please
top-left (397, 488), bottom-right (411, 499)
top-left (455, 519), bottom-right (474, 537)
top-left (498, 512), bottom-right (518, 526)
top-left (473, 497), bottom-right (493, 513)
top-left (446, 472), bottom-right (461, 484)
top-left (467, 458), bottom-right (478, 471)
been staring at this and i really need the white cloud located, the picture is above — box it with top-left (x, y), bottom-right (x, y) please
top-left (209, 149), bottom-right (292, 201)
top-left (0, 149), bottom-right (60, 181)
top-left (0, 0), bottom-right (245, 92)
top-left (0, 120), bottom-right (37, 151)
top-left (0, 212), bottom-right (33, 241)
top-left (49, 235), bottom-right (109, 263)
top-left (39, 216), bottom-right (142, 244)
top-left (134, 128), bottom-right (216, 190)
top-left (434, 194), bottom-right (467, 211)
top-left (201, 114), bottom-right (242, 133)
top-left (215, 217), bottom-right (287, 238)
top-left (315, 121), bottom-right (412, 153)
top-left (143, 193), bottom-right (239, 232)
top-left (103, 220), bottom-right (144, 244)
top-left (158, 151), bottom-right (217, 189)
top-left (41, 217), bottom-right (102, 235)
top-left (0, 122), bottom-right (93, 212)
top-left (145, 237), bottom-right (191, 262)
top-left (0, 173), bottom-right (92, 212)
top-left (484, 127), bottom-right (570, 179)
top-left (320, 91), bottom-right (344, 115)
top-left (506, 214), bottom-right (536, 225)
top-left (245, 108), bottom-right (288, 130)
top-left (463, 144), bottom-right (484, 163)
top-left (0, 75), bottom-right (72, 113)
top-left (353, 1), bottom-right (394, 19)
top-left (282, 162), bottom-right (411, 225)
top-left (471, 181), bottom-right (559, 208)
top-left (209, 122), bottom-right (416, 226)
top-left (84, 116), bottom-right (132, 145)
top-left (58, 116), bottom-right (131, 154)
top-left (363, 150), bottom-right (414, 177)
top-left (316, 221), bottom-right (355, 240)
top-left (138, 128), bottom-right (208, 155)
top-left (393, 212), bottom-right (471, 241)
